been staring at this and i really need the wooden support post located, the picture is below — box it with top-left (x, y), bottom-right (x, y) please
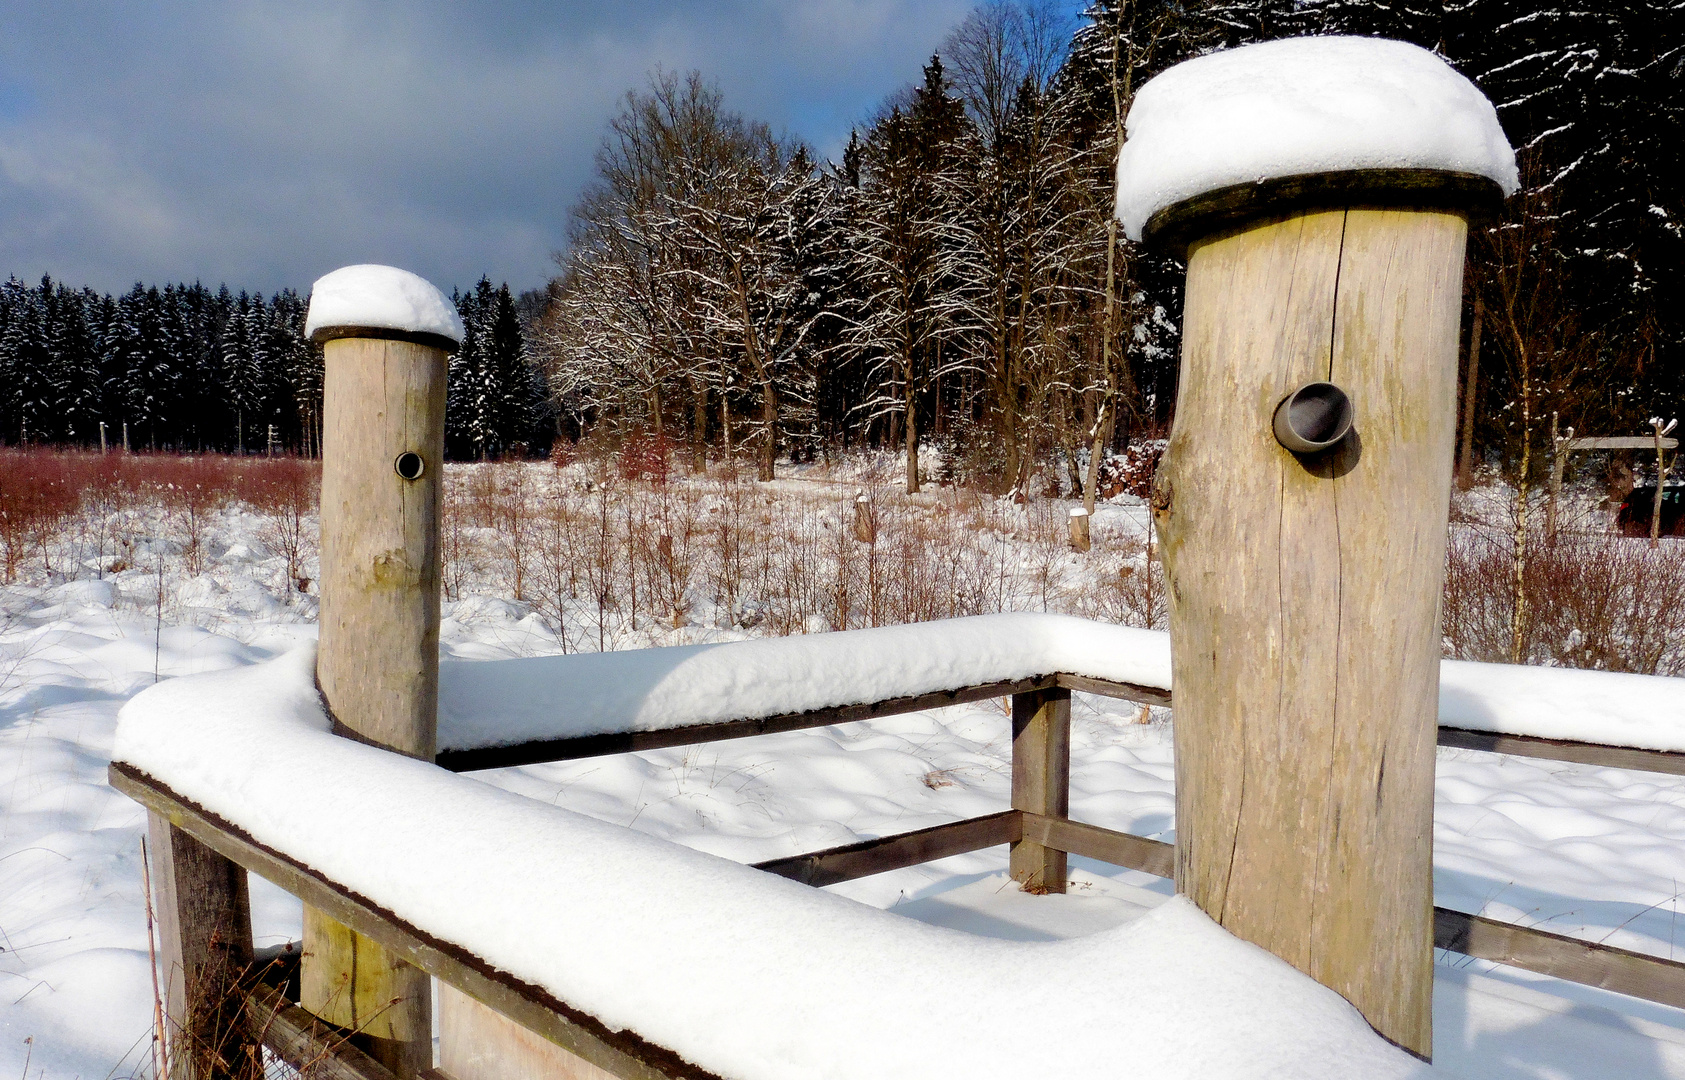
top-left (853, 492), bottom-right (876, 544)
top-left (1151, 197), bottom-right (1478, 1057)
top-left (1068, 507), bottom-right (1091, 552)
top-left (1009, 687), bottom-right (1070, 893)
top-left (305, 292), bottom-right (453, 1077)
top-left (148, 811), bottom-right (258, 1080)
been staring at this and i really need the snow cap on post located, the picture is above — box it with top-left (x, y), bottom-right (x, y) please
top-left (1115, 36), bottom-right (1518, 252)
top-left (305, 264), bottom-right (464, 350)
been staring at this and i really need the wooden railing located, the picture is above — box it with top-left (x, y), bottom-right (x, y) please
top-left (119, 673), bottom-right (1685, 1080)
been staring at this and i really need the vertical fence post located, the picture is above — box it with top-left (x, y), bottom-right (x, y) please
top-left (302, 266), bottom-right (458, 1078)
top-left (148, 812), bottom-right (257, 1080)
top-left (1118, 40), bottom-right (1515, 1060)
top-left (1009, 687), bottom-right (1070, 893)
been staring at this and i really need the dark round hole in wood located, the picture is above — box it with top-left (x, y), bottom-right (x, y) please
top-left (394, 452), bottom-right (425, 481)
top-left (1273, 382), bottom-right (1354, 454)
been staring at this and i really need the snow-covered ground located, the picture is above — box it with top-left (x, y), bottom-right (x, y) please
top-left (3, 476), bottom-right (1684, 1078)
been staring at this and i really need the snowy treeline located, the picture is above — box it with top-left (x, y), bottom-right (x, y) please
top-left (0, 274), bottom-right (550, 459)
top-left (537, 0), bottom-right (1685, 494)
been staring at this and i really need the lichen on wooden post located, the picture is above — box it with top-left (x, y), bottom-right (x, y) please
top-left (302, 266), bottom-right (459, 1078)
top-left (1116, 36), bottom-right (1518, 1059)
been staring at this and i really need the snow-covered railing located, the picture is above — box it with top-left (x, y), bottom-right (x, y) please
top-left (112, 647), bottom-right (1446, 1080)
top-left (111, 637), bottom-right (1685, 1080)
top-left (434, 613), bottom-right (1685, 778)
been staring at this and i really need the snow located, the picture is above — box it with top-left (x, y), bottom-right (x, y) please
top-left (1115, 36), bottom-right (1520, 241)
top-left (438, 613), bottom-right (1171, 751)
top-left (113, 645), bottom-right (1429, 1080)
top-left (303, 264), bottom-right (464, 343)
top-left (439, 615), bottom-right (1685, 756)
top-left (1440, 660), bottom-right (1685, 753)
top-left (5, 478), bottom-right (1685, 1078)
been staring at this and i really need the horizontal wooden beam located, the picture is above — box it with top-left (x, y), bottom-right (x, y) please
top-left (1567, 436), bottom-right (1677, 451)
top-left (436, 677), bottom-right (1055, 773)
top-left (1433, 908), bottom-right (1685, 1010)
top-left (110, 763), bottom-right (712, 1080)
top-left (1019, 812), bottom-right (1176, 879)
top-left (440, 669), bottom-right (1683, 780)
top-left (1054, 673), bottom-right (1172, 707)
top-left (245, 980), bottom-right (397, 1080)
top-left (753, 811), bottom-right (1019, 887)
top-left (1437, 726), bottom-right (1685, 777)
top-left (1014, 812), bottom-right (1685, 1013)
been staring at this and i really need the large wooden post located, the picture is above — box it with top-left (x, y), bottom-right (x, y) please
top-left (1147, 188), bottom-right (1488, 1056)
top-left (148, 812), bottom-right (258, 1080)
top-left (1009, 687), bottom-right (1070, 893)
top-left (304, 274), bottom-right (454, 1077)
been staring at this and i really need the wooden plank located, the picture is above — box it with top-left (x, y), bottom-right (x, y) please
top-left (148, 810), bottom-right (258, 1080)
top-left (113, 764), bottom-right (716, 1080)
top-left (1156, 207), bottom-right (1466, 1057)
top-left (435, 677), bottom-right (1054, 772)
top-left (753, 811), bottom-right (1019, 887)
top-left (1434, 908), bottom-right (1685, 1010)
top-left (1017, 812), bottom-right (1685, 1015)
top-left (244, 981), bottom-right (397, 1080)
top-left (1438, 727), bottom-right (1685, 776)
top-left (440, 982), bottom-right (620, 1080)
top-left (1567, 436), bottom-right (1677, 451)
top-left (312, 332), bottom-right (451, 1076)
top-left (1019, 813), bottom-right (1175, 880)
top-left (1053, 673), bottom-right (1172, 707)
top-left (1010, 688), bottom-right (1071, 893)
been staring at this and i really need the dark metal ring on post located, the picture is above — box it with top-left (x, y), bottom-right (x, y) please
top-left (394, 452), bottom-right (426, 481)
top-left (1273, 382), bottom-right (1354, 454)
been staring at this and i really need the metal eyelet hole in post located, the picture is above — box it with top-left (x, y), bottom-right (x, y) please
top-left (394, 452), bottom-right (426, 481)
top-left (1273, 382), bottom-right (1354, 454)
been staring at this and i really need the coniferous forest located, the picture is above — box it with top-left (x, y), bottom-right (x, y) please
top-left (3, 0), bottom-right (1680, 480)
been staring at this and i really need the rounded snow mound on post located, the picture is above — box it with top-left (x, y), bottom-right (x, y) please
top-left (1115, 36), bottom-right (1518, 245)
top-left (304, 264), bottom-right (464, 347)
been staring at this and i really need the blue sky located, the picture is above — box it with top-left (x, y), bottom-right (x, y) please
top-left (0, 1), bottom-right (1087, 297)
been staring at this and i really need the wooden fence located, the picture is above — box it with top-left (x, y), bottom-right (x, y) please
top-left (115, 670), bottom-right (1685, 1080)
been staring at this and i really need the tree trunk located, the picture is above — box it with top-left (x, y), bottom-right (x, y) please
top-left (1457, 297), bottom-right (1484, 488)
top-left (905, 367), bottom-right (920, 494)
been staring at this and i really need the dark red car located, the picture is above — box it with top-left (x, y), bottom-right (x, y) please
top-left (1617, 485), bottom-right (1685, 536)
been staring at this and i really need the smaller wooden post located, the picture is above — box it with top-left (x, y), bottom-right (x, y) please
top-left (853, 493), bottom-right (876, 544)
top-left (1068, 507), bottom-right (1091, 552)
top-left (148, 812), bottom-right (258, 1080)
top-left (1009, 687), bottom-right (1070, 893)
top-left (1653, 418), bottom-right (1679, 545)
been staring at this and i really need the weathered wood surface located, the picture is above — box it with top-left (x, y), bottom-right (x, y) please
top-left (1010, 688), bottom-right (1071, 893)
top-left (1437, 727), bottom-right (1685, 777)
top-left (754, 811), bottom-right (1019, 887)
top-left (114, 764), bottom-right (716, 1080)
top-left (1019, 812), bottom-right (1175, 879)
top-left (435, 677), bottom-right (1053, 772)
top-left (438, 668), bottom-right (1683, 780)
top-left (309, 333), bottom-right (450, 1075)
top-left (1154, 207), bottom-right (1468, 1056)
top-left (245, 981), bottom-right (398, 1080)
top-left (1433, 908), bottom-right (1685, 1010)
top-left (149, 810), bottom-right (259, 1080)
top-left (440, 983), bottom-right (620, 1080)
top-left (1014, 810), bottom-right (1685, 1015)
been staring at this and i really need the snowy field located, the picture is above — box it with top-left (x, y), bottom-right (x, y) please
top-left (2, 465), bottom-right (1683, 1078)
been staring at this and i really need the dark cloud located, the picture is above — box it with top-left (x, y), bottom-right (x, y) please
top-left (0, 1), bottom-right (974, 295)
